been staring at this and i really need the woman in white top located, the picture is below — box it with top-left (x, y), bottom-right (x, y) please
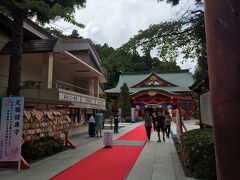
top-left (88, 114), bottom-right (96, 137)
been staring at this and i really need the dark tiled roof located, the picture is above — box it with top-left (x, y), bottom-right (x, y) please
top-left (24, 18), bottom-right (54, 39)
top-left (70, 50), bottom-right (100, 71)
top-left (0, 13), bottom-right (12, 35)
top-left (1, 39), bottom-right (58, 54)
top-left (0, 13), bottom-right (53, 41)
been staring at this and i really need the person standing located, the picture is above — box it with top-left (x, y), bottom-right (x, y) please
top-left (144, 111), bottom-right (152, 141)
top-left (152, 111), bottom-right (157, 131)
top-left (95, 112), bottom-right (103, 137)
top-left (164, 110), bottom-right (172, 138)
top-left (155, 110), bottom-right (165, 142)
top-left (88, 114), bottom-right (96, 137)
top-left (114, 112), bottom-right (119, 133)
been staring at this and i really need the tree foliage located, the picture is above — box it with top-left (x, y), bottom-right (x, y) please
top-left (95, 43), bottom-right (180, 89)
top-left (94, 43), bottom-right (125, 89)
top-left (121, 0), bottom-right (207, 79)
top-left (0, 0), bottom-right (86, 96)
top-left (43, 28), bottom-right (82, 39)
top-left (119, 83), bottom-right (131, 119)
top-left (0, 0), bottom-right (86, 27)
top-left (44, 26), bottom-right (66, 38)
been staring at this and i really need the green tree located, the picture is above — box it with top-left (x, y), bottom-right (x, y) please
top-left (121, 0), bottom-right (207, 79)
top-left (44, 26), bottom-right (66, 38)
top-left (95, 43), bottom-right (180, 90)
top-left (0, 0), bottom-right (86, 96)
top-left (94, 44), bottom-right (131, 89)
top-left (125, 52), bottom-right (180, 72)
top-left (119, 83), bottom-right (131, 119)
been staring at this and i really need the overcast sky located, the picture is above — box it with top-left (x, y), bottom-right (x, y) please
top-left (54, 0), bottom-right (197, 72)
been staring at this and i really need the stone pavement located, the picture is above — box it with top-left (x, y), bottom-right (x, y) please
top-left (127, 129), bottom-right (196, 180)
top-left (0, 122), bottom-right (197, 180)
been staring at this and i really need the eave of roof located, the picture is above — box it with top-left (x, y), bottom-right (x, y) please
top-left (105, 86), bottom-right (191, 94)
top-left (189, 74), bottom-right (208, 90)
top-left (24, 18), bottom-right (54, 39)
top-left (130, 88), bottom-right (183, 97)
top-left (53, 39), bottom-right (107, 79)
top-left (1, 38), bottom-right (107, 81)
top-left (0, 12), bottom-right (54, 40)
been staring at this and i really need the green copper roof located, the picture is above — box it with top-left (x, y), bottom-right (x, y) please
top-left (105, 70), bottom-right (194, 94)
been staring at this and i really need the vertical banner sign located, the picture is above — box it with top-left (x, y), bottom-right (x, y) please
top-left (0, 97), bottom-right (24, 162)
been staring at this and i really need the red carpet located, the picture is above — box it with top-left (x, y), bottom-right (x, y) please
top-left (117, 124), bottom-right (148, 141)
top-left (51, 124), bottom-right (146, 180)
top-left (51, 146), bottom-right (143, 180)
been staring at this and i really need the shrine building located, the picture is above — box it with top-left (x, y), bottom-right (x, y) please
top-left (106, 70), bottom-right (195, 120)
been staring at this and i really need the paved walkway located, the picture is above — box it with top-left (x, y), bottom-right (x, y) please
top-left (127, 129), bottom-right (196, 180)
top-left (0, 122), bottom-right (197, 180)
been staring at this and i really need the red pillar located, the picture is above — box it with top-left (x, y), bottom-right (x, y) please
top-left (205, 0), bottom-right (240, 179)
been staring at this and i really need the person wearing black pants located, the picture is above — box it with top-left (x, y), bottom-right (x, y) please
top-left (152, 112), bottom-right (157, 132)
top-left (144, 111), bottom-right (152, 141)
top-left (165, 125), bottom-right (171, 137)
top-left (164, 111), bottom-right (172, 138)
top-left (145, 126), bottom-right (152, 140)
top-left (155, 110), bottom-right (165, 142)
top-left (114, 112), bottom-right (119, 133)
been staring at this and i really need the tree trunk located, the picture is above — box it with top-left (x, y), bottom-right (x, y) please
top-left (7, 11), bottom-right (24, 96)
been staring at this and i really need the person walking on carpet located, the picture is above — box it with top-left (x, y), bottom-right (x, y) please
top-left (164, 110), bottom-right (172, 138)
top-left (144, 111), bottom-right (152, 141)
top-left (95, 111), bottom-right (103, 137)
top-left (114, 111), bottom-right (119, 133)
top-left (152, 111), bottom-right (157, 132)
top-left (155, 110), bottom-right (166, 142)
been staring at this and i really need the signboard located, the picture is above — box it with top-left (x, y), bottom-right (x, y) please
top-left (0, 97), bottom-right (24, 162)
top-left (59, 92), bottom-right (105, 107)
top-left (96, 100), bottom-right (106, 106)
top-left (200, 91), bottom-right (213, 126)
top-left (59, 92), bottom-right (81, 102)
top-left (81, 97), bottom-right (95, 104)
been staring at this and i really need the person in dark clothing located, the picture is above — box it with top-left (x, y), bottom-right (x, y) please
top-left (155, 110), bottom-right (165, 142)
top-left (114, 112), bottom-right (119, 133)
top-left (144, 111), bottom-right (152, 141)
top-left (152, 112), bottom-right (157, 131)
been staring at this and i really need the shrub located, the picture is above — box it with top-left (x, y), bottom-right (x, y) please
top-left (21, 136), bottom-right (65, 162)
top-left (180, 128), bottom-right (216, 180)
